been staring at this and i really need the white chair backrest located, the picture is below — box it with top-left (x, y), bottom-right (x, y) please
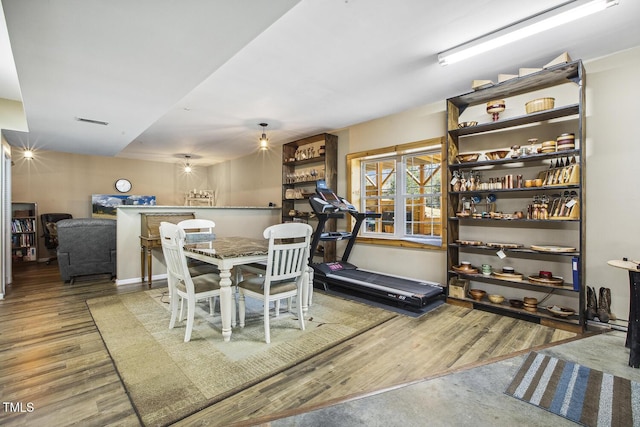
top-left (159, 222), bottom-right (193, 292)
top-left (177, 219), bottom-right (216, 244)
top-left (262, 223), bottom-right (313, 289)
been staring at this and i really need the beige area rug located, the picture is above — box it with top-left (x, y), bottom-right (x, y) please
top-left (87, 288), bottom-right (396, 426)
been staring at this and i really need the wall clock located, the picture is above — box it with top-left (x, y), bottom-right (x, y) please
top-left (115, 178), bottom-right (132, 193)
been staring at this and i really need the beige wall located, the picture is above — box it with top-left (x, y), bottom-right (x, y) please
top-left (583, 47), bottom-right (640, 318)
top-left (209, 147), bottom-right (281, 207)
top-left (116, 206), bottom-right (280, 284)
top-left (10, 149), bottom-right (212, 257)
top-left (9, 46), bottom-right (640, 318)
top-left (0, 98), bottom-right (28, 131)
top-left (336, 103), bottom-right (448, 284)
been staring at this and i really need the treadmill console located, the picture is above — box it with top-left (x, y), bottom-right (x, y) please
top-left (310, 179), bottom-right (357, 213)
top-left (313, 261), bottom-right (357, 275)
top-left (326, 262), bottom-right (345, 271)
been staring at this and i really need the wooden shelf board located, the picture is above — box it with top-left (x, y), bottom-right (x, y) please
top-left (449, 149), bottom-right (580, 169)
top-left (449, 270), bottom-right (578, 292)
top-left (449, 217), bottom-right (579, 223)
top-left (449, 244), bottom-right (580, 258)
top-left (450, 104), bottom-right (579, 136)
top-left (447, 295), bottom-right (580, 325)
top-left (448, 61), bottom-right (582, 109)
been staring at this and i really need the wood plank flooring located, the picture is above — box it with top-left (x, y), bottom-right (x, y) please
top-left (0, 263), bottom-right (148, 426)
top-left (0, 262), bottom-right (579, 426)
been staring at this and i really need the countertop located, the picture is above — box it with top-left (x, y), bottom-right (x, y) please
top-left (117, 205), bottom-right (281, 210)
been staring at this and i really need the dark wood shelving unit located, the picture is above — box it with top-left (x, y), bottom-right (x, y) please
top-left (282, 133), bottom-right (338, 263)
top-left (446, 60), bottom-right (586, 332)
top-left (11, 202), bottom-right (38, 263)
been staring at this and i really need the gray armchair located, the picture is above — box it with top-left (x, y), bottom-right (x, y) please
top-left (56, 218), bottom-right (117, 284)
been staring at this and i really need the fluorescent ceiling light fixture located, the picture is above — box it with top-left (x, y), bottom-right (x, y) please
top-left (438, 0), bottom-right (619, 66)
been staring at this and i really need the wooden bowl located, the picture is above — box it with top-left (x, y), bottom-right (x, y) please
top-left (556, 133), bottom-right (576, 151)
top-left (556, 133), bottom-right (575, 143)
top-left (486, 100), bottom-right (506, 113)
top-left (456, 153), bottom-right (480, 163)
top-left (458, 121), bottom-right (478, 128)
top-left (509, 299), bottom-right (524, 308)
top-left (525, 97), bottom-right (555, 114)
top-left (469, 289), bottom-right (486, 301)
top-left (539, 271), bottom-right (553, 279)
top-left (485, 150), bottom-right (510, 160)
top-left (488, 294), bottom-right (504, 304)
top-left (557, 143), bottom-right (575, 151)
top-left (546, 305), bottom-right (576, 317)
top-left (523, 297), bottom-right (538, 305)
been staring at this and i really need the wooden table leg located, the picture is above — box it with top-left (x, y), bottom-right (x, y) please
top-left (146, 247), bottom-right (153, 287)
top-left (140, 245), bottom-right (146, 284)
top-left (628, 271), bottom-right (640, 368)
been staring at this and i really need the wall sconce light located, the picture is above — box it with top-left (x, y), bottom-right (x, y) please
top-left (258, 123), bottom-right (269, 150)
top-left (184, 155), bottom-right (192, 173)
top-left (23, 149), bottom-right (34, 160)
top-left (437, 0), bottom-right (619, 66)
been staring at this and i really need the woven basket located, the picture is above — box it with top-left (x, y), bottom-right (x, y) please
top-left (525, 97), bottom-right (555, 114)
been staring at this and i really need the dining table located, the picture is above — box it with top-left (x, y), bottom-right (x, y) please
top-left (184, 235), bottom-right (312, 342)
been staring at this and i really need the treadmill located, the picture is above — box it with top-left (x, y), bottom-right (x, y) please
top-left (308, 180), bottom-right (444, 309)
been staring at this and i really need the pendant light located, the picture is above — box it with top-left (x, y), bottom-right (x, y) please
top-left (184, 155), bottom-right (192, 173)
top-left (259, 123), bottom-right (269, 150)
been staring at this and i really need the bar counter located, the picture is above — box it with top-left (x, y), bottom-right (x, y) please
top-left (115, 205), bottom-right (281, 285)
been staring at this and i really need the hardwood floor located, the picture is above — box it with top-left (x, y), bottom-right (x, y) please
top-left (0, 263), bottom-right (148, 426)
top-left (0, 262), bottom-right (580, 426)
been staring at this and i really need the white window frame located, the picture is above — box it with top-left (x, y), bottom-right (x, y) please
top-left (347, 137), bottom-right (444, 250)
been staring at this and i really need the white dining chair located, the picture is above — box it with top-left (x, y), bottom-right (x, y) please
top-left (159, 221), bottom-right (221, 342)
top-left (238, 263), bottom-right (314, 310)
top-left (178, 218), bottom-right (217, 244)
top-left (237, 222), bottom-right (313, 343)
top-left (177, 218), bottom-right (219, 317)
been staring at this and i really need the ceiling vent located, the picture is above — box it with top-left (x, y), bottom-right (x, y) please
top-left (75, 117), bottom-right (109, 126)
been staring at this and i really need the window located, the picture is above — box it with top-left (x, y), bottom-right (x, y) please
top-left (347, 137), bottom-right (445, 249)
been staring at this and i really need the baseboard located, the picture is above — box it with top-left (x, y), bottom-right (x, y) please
top-left (587, 318), bottom-right (628, 332)
top-left (116, 273), bottom-right (167, 286)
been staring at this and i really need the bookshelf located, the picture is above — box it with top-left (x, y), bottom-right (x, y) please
top-left (11, 202), bottom-right (38, 262)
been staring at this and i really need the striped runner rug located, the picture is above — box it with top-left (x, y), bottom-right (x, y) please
top-left (505, 352), bottom-right (640, 426)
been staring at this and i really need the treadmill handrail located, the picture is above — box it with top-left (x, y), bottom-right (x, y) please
top-left (308, 181), bottom-right (381, 264)
top-left (341, 211), bottom-right (380, 262)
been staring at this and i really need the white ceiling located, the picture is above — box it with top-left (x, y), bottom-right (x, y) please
top-left (1, 0), bottom-right (640, 166)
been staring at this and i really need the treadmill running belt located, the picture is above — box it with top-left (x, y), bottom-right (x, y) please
top-left (328, 269), bottom-right (442, 298)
